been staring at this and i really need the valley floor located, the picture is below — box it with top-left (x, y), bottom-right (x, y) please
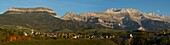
top-left (1, 26), bottom-right (170, 45)
top-left (0, 39), bottom-right (116, 45)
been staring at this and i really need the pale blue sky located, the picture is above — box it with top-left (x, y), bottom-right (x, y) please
top-left (0, 0), bottom-right (170, 17)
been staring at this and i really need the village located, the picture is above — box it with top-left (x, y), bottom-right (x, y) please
top-left (23, 30), bottom-right (116, 39)
top-left (3, 28), bottom-right (170, 45)
top-left (21, 30), bottom-right (170, 40)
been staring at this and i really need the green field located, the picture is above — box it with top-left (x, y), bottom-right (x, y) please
top-left (0, 39), bottom-right (116, 45)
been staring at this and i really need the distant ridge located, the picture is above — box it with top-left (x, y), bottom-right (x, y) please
top-left (62, 8), bottom-right (170, 30)
top-left (0, 7), bottom-right (104, 31)
top-left (4, 7), bottom-right (58, 18)
top-left (0, 7), bottom-right (170, 31)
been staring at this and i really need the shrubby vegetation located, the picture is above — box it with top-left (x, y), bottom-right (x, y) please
top-left (0, 39), bottom-right (117, 45)
top-left (0, 25), bottom-right (170, 45)
top-left (0, 14), bottom-right (104, 31)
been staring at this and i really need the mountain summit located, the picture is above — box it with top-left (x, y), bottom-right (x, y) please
top-left (62, 8), bottom-right (170, 30)
top-left (0, 7), bottom-right (104, 31)
top-left (3, 7), bottom-right (58, 18)
top-left (0, 7), bottom-right (170, 30)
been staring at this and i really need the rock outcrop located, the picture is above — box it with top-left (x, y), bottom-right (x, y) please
top-left (3, 7), bottom-right (58, 18)
top-left (0, 7), bottom-right (170, 30)
top-left (62, 8), bottom-right (170, 30)
top-left (0, 7), bottom-right (104, 31)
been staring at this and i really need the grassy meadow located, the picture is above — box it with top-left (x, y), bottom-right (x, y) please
top-left (0, 39), bottom-right (116, 45)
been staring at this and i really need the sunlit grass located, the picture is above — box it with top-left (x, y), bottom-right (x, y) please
top-left (0, 39), bottom-right (116, 45)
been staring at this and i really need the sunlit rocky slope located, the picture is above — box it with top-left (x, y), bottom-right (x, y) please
top-left (62, 8), bottom-right (170, 30)
top-left (0, 7), bottom-right (170, 31)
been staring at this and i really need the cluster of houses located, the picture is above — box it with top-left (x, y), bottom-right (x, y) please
top-left (23, 30), bottom-right (116, 39)
top-left (22, 30), bottom-right (170, 40)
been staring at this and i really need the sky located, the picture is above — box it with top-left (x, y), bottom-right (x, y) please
top-left (0, 0), bottom-right (170, 17)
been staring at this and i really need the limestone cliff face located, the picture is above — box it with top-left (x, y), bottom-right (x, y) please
top-left (62, 8), bottom-right (170, 30)
top-left (1, 7), bottom-right (170, 30)
top-left (0, 7), bottom-right (106, 31)
top-left (61, 12), bottom-right (79, 20)
top-left (3, 7), bottom-right (58, 18)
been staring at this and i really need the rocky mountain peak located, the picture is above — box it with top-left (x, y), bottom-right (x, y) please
top-left (8, 7), bottom-right (55, 13)
top-left (61, 12), bottom-right (77, 20)
top-left (105, 8), bottom-right (142, 13)
top-left (148, 13), bottom-right (158, 16)
top-left (121, 8), bottom-right (140, 11)
top-left (65, 12), bottom-right (75, 15)
top-left (4, 7), bottom-right (58, 18)
top-left (62, 8), bottom-right (170, 30)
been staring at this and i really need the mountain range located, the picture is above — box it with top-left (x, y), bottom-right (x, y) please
top-left (0, 7), bottom-right (170, 31)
